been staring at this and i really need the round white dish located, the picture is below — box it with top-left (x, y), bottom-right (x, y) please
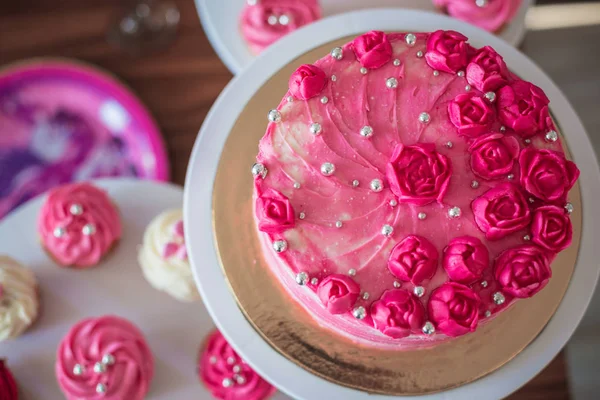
top-left (195, 0), bottom-right (532, 74)
top-left (0, 178), bottom-right (287, 400)
top-left (184, 9), bottom-right (600, 400)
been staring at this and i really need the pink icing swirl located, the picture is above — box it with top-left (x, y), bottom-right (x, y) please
top-left (434, 0), bottom-right (523, 33)
top-left (497, 80), bottom-right (553, 138)
top-left (370, 289), bottom-right (426, 339)
top-left (519, 148), bottom-right (579, 203)
top-left (531, 205), bottom-right (573, 252)
top-left (38, 182), bottom-right (121, 268)
top-left (239, 0), bottom-right (321, 54)
top-left (351, 31), bottom-right (393, 69)
top-left (162, 219), bottom-right (187, 259)
top-left (317, 274), bottom-right (360, 314)
top-left (466, 46), bottom-right (509, 92)
top-left (469, 132), bottom-right (520, 180)
top-left (428, 282), bottom-right (480, 337)
top-left (386, 143), bottom-right (452, 206)
top-left (255, 188), bottom-right (295, 233)
top-left (388, 235), bottom-right (439, 285)
top-left (199, 330), bottom-right (275, 400)
top-left (443, 236), bottom-right (489, 284)
top-left (494, 244), bottom-right (551, 298)
top-left (448, 92), bottom-right (495, 138)
top-left (425, 30), bottom-right (473, 74)
top-left (288, 64), bottom-right (327, 100)
top-left (55, 315), bottom-right (154, 400)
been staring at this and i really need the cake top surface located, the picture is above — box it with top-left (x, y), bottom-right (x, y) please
top-left (253, 30), bottom-right (579, 346)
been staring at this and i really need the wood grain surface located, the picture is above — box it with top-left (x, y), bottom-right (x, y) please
top-left (2, 1), bottom-right (597, 398)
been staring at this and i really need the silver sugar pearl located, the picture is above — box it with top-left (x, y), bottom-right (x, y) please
top-left (393, 281), bottom-right (401, 288)
top-left (352, 306), bottom-right (366, 320)
top-left (251, 163), bottom-right (268, 179)
top-left (386, 77), bottom-right (398, 89)
top-left (73, 364), bottom-right (84, 375)
top-left (348, 268), bottom-right (356, 276)
top-left (222, 378), bottom-right (233, 388)
top-left (493, 292), bottom-right (506, 305)
top-left (546, 130), bottom-right (558, 142)
top-left (465, 84), bottom-right (472, 91)
top-left (507, 174), bottom-right (515, 180)
top-left (320, 162), bottom-right (335, 176)
top-left (416, 50), bottom-right (423, 58)
top-left (485, 310), bottom-right (492, 317)
top-left (287, 96), bottom-right (293, 103)
top-left (310, 277), bottom-right (319, 286)
top-left (476, 0), bottom-right (489, 7)
top-left (362, 292), bottom-right (370, 300)
top-left (565, 202), bottom-right (574, 214)
top-left (370, 179), bottom-right (383, 192)
top-left (389, 199), bottom-right (398, 207)
top-left (433, 70), bottom-right (440, 76)
top-left (53, 227), bottom-right (66, 238)
top-left (330, 47), bottom-right (343, 60)
top-left (209, 356), bottom-right (217, 365)
top-left (381, 224), bottom-right (394, 237)
top-left (267, 109), bottom-right (281, 123)
top-left (448, 206), bottom-right (461, 218)
top-left (485, 91), bottom-right (496, 102)
top-left (457, 70), bottom-right (465, 77)
top-left (69, 203), bottom-right (83, 216)
top-left (523, 234), bottom-right (531, 241)
top-left (227, 357), bottom-right (236, 365)
top-left (360, 67), bottom-right (368, 75)
top-left (309, 122), bottom-right (322, 135)
top-left (233, 365), bottom-right (242, 374)
top-left (481, 280), bottom-right (488, 288)
top-left (236, 375), bottom-right (246, 385)
top-left (295, 272), bottom-right (309, 285)
top-left (352, 179), bottom-right (360, 187)
top-left (500, 126), bottom-right (506, 132)
top-left (524, 139), bottom-right (531, 144)
top-left (418, 112), bottom-right (431, 124)
top-left (446, 141), bottom-right (453, 148)
top-left (360, 125), bottom-right (374, 138)
top-left (293, 182), bottom-right (301, 189)
top-left (405, 33), bottom-right (416, 46)
top-left (413, 286), bottom-right (425, 297)
top-left (82, 223), bottom-right (96, 236)
top-left (93, 362), bottom-right (106, 374)
top-left (267, 15), bottom-right (277, 25)
top-left (393, 59), bottom-right (401, 66)
top-left (278, 14), bottom-right (289, 25)
top-left (418, 212), bottom-right (427, 220)
top-left (273, 240), bottom-right (288, 253)
top-left (331, 75), bottom-right (337, 82)
top-left (320, 96), bottom-right (329, 104)
top-left (299, 212), bottom-right (306, 220)
top-left (422, 321), bottom-right (435, 335)
top-left (529, 197), bottom-right (535, 204)
top-left (335, 220), bottom-right (343, 228)
top-left (471, 180), bottom-right (480, 189)
top-left (96, 383), bottom-right (107, 394)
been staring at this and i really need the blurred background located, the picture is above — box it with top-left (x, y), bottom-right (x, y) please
top-left (1, 0), bottom-right (599, 398)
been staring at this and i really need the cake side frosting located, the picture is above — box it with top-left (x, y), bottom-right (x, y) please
top-left (433, 0), bottom-right (523, 33)
top-left (252, 31), bottom-right (579, 348)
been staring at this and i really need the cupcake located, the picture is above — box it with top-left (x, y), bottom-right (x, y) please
top-left (0, 255), bottom-right (39, 342)
top-left (199, 329), bottom-right (276, 400)
top-left (138, 209), bottom-right (199, 302)
top-left (240, 0), bottom-right (321, 54)
top-left (0, 360), bottom-right (18, 399)
top-left (38, 182), bottom-right (122, 268)
top-left (433, 0), bottom-right (523, 33)
top-left (55, 315), bottom-right (154, 400)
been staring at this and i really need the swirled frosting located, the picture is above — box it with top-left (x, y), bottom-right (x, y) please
top-left (239, 0), bottom-right (321, 54)
top-left (0, 255), bottom-right (39, 342)
top-left (138, 209), bottom-right (199, 302)
top-left (252, 31), bottom-right (578, 348)
top-left (38, 182), bottom-right (121, 268)
top-left (55, 315), bottom-right (154, 400)
top-left (433, 0), bottom-right (523, 33)
top-left (198, 330), bottom-right (276, 400)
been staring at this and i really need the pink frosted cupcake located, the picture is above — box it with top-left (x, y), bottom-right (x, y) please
top-left (240, 0), bottom-right (321, 54)
top-left (433, 0), bottom-right (523, 33)
top-left (55, 315), bottom-right (154, 400)
top-left (38, 183), bottom-right (122, 268)
top-left (199, 330), bottom-right (276, 400)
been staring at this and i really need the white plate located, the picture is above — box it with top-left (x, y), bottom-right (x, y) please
top-left (0, 178), bottom-right (287, 400)
top-left (195, 0), bottom-right (532, 74)
top-left (184, 9), bottom-right (600, 400)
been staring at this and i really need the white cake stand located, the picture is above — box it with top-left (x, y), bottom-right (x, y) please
top-left (184, 9), bottom-right (600, 400)
top-left (195, 0), bottom-right (532, 74)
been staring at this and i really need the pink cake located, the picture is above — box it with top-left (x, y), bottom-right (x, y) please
top-left (252, 30), bottom-right (580, 348)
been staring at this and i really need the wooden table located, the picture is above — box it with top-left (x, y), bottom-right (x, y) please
top-left (3, 1), bottom-right (598, 398)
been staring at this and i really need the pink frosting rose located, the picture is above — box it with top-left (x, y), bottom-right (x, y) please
top-left (351, 30), bottom-right (393, 69)
top-left (472, 183), bottom-right (531, 240)
top-left (388, 235), bottom-right (439, 284)
top-left (531, 205), bottom-right (573, 252)
top-left (466, 46), bottom-right (509, 92)
top-left (428, 282), bottom-right (480, 337)
top-left (288, 64), bottom-right (327, 100)
top-left (519, 147), bottom-right (579, 203)
top-left (316, 274), bottom-right (360, 314)
top-left (425, 30), bottom-right (474, 74)
top-left (443, 236), bottom-right (489, 284)
top-left (469, 132), bottom-right (520, 180)
top-left (255, 188), bottom-right (295, 233)
top-left (494, 245), bottom-right (552, 298)
top-left (386, 143), bottom-right (452, 206)
top-left (448, 93), bottom-right (496, 138)
top-left (497, 80), bottom-right (553, 138)
top-left (370, 289), bottom-right (426, 339)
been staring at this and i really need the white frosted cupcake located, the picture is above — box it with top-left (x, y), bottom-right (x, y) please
top-left (138, 209), bottom-right (199, 302)
top-left (0, 255), bottom-right (40, 341)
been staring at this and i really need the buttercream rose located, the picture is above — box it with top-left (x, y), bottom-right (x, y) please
top-left (351, 30), bottom-right (393, 69)
top-left (448, 93), bottom-right (495, 138)
top-left (531, 205), bottom-right (573, 252)
top-left (466, 46), bottom-right (509, 92)
top-left (388, 235), bottom-right (439, 284)
top-left (443, 236), bottom-right (489, 284)
top-left (370, 289), bottom-right (426, 339)
top-left (469, 132), bottom-right (520, 180)
top-left (425, 30), bottom-right (473, 73)
top-left (494, 244), bottom-right (551, 298)
top-left (386, 143), bottom-right (452, 206)
top-left (519, 148), bottom-right (579, 203)
top-left (255, 188), bottom-right (295, 233)
top-left (497, 80), bottom-right (552, 138)
top-left (288, 64), bottom-right (327, 100)
top-left (428, 282), bottom-right (480, 337)
top-left (316, 274), bottom-right (360, 314)
top-left (0, 360), bottom-right (17, 400)
top-left (472, 183), bottom-right (531, 240)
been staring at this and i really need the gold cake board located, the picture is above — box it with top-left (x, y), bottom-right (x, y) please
top-left (212, 36), bottom-right (581, 395)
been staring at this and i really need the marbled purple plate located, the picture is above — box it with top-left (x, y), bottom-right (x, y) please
top-left (0, 59), bottom-right (169, 219)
